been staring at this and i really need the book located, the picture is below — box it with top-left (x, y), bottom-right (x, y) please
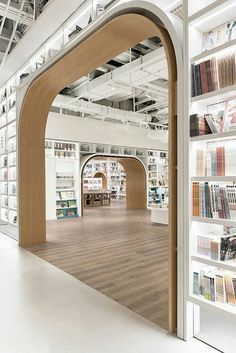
top-left (190, 114), bottom-right (211, 137)
top-left (202, 20), bottom-right (236, 52)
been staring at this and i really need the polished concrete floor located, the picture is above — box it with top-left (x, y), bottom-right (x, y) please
top-left (28, 202), bottom-right (169, 329)
top-left (0, 233), bottom-right (216, 353)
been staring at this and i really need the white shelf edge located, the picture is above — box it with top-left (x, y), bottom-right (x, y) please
top-left (188, 294), bottom-right (236, 319)
top-left (191, 176), bottom-right (236, 182)
top-left (188, 0), bottom-right (231, 23)
top-left (192, 255), bottom-right (236, 272)
top-left (191, 38), bottom-right (236, 63)
top-left (191, 84), bottom-right (236, 103)
top-left (190, 130), bottom-right (236, 142)
top-left (192, 216), bottom-right (236, 226)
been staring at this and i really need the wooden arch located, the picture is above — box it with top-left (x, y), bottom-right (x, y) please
top-left (93, 172), bottom-right (108, 189)
top-left (81, 155), bottom-right (147, 212)
top-left (18, 13), bottom-right (177, 332)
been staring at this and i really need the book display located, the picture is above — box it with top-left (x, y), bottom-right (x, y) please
top-left (0, 80), bottom-right (17, 228)
top-left (83, 177), bottom-right (103, 191)
top-left (56, 190), bottom-right (78, 219)
top-left (147, 150), bottom-right (168, 207)
top-left (83, 191), bottom-right (111, 207)
top-left (83, 160), bottom-right (126, 201)
top-left (187, 0), bottom-right (236, 341)
top-left (45, 139), bottom-right (80, 220)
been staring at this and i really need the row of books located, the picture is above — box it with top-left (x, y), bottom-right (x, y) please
top-left (192, 182), bottom-right (236, 220)
top-left (56, 208), bottom-right (78, 219)
top-left (54, 142), bottom-right (76, 151)
top-left (197, 227), bottom-right (236, 261)
top-left (193, 268), bottom-right (236, 306)
top-left (202, 19), bottom-right (236, 52)
top-left (54, 151), bottom-right (76, 159)
top-left (56, 191), bottom-right (76, 200)
top-left (195, 146), bottom-right (236, 176)
top-left (190, 98), bottom-right (236, 136)
top-left (56, 200), bottom-right (77, 209)
top-left (191, 53), bottom-right (236, 97)
top-left (56, 180), bottom-right (75, 190)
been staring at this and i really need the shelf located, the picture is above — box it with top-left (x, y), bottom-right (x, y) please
top-left (192, 216), bottom-right (236, 226)
top-left (191, 130), bottom-right (236, 142)
top-left (192, 255), bottom-right (236, 272)
top-left (191, 176), bottom-right (236, 182)
top-left (1, 205), bottom-right (8, 209)
top-left (56, 206), bottom-right (77, 210)
top-left (189, 0), bottom-right (236, 32)
top-left (56, 188), bottom-right (75, 191)
top-left (54, 149), bottom-right (76, 152)
top-left (191, 84), bottom-right (236, 104)
top-left (9, 207), bottom-right (17, 211)
top-left (189, 294), bottom-right (236, 319)
top-left (56, 198), bottom-right (76, 201)
top-left (191, 38), bottom-right (236, 63)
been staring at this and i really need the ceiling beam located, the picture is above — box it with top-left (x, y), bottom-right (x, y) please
top-left (0, 2), bottom-right (34, 26)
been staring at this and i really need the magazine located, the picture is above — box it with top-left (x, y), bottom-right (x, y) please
top-left (202, 19), bottom-right (236, 52)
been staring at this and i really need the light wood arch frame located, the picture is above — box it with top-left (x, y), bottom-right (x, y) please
top-left (93, 172), bottom-right (108, 189)
top-left (18, 13), bottom-right (177, 332)
top-left (81, 154), bottom-right (147, 214)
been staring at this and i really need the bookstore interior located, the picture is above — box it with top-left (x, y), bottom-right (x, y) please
top-left (1, 0), bottom-right (236, 352)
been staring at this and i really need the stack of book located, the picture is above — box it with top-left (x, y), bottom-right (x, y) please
top-left (192, 182), bottom-right (236, 219)
top-left (191, 53), bottom-right (236, 97)
top-left (197, 227), bottom-right (236, 261)
top-left (193, 268), bottom-right (236, 306)
top-left (195, 145), bottom-right (236, 176)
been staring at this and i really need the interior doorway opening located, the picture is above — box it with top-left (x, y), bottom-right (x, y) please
top-left (81, 155), bottom-right (147, 214)
top-left (18, 11), bottom-right (177, 333)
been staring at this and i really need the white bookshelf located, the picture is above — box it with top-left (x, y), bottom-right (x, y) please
top-left (45, 139), bottom-right (80, 220)
top-left (0, 80), bottom-right (17, 231)
top-left (186, 0), bottom-right (236, 337)
top-left (147, 150), bottom-right (168, 207)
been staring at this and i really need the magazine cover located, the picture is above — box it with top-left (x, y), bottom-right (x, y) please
top-left (226, 20), bottom-right (236, 41)
top-left (207, 101), bottom-right (227, 132)
top-left (202, 23), bottom-right (227, 51)
top-left (224, 99), bottom-right (236, 131)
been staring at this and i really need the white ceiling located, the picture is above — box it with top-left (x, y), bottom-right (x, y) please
top-left (52, 44), bottom-right (169, 129)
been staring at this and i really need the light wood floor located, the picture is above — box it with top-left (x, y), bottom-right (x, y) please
top-left (28, 202), bottom-right (169, 330)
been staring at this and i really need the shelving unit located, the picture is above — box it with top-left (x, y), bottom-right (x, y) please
top-left (45, 139), bottom-right (80, 220)
top-left (83, 160), bottom-right (126, 201)
top-left (83, 191), bottom-right (111, 208)
top-left (147, 150), bottom-right (168, 207)
top-left (186, 0), bottom-right (236, 336)
top-left (0, 80), bottom-right (17, 232)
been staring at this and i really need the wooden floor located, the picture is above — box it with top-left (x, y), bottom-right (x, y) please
top-left (28, 202), bottom-right (169, 330)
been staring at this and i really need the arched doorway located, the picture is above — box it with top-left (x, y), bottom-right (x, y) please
top-left (81, 154), bottom-right (147, 215)
top-left (17, 5), bottom-right (182, 334)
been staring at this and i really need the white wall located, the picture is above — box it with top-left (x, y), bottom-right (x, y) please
top-left (46, 112), bottom-right (168, 151)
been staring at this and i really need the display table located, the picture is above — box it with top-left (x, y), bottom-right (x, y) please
top-left (151, 207), bottom-right (168, 225)
top-left (83, 190), bottom-right (111, 207)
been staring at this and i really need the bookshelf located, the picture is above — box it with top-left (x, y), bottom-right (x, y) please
top-left (0, 80), bottom-right (17, 231)
top-left (83, 177), bottom-right (103, 191)
top-left (186, 0), bottom-right (236, 334)
top-left (83, 160), bottom-right (126, 201)
top-left (147, 150), bottom-right (168, 207)
top-left (45, 139), bottom-right (80, 220)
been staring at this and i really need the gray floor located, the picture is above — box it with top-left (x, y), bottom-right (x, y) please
top-left (0, 233), bottom-right (216, 353)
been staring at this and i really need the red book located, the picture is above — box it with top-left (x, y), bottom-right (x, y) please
top-left (216, 146), bottom-right (225, 176)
